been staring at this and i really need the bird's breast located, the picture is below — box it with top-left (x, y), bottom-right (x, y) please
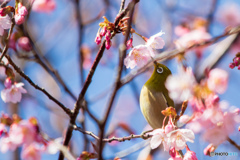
top-left (140, 85), bottom-right (168, 129)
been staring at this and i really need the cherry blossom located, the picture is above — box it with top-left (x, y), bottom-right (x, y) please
top-left (207, 68), bottom-right (228, 94)
top-left (146, 31), bottom-right (165, 49)
top-left (150, 128), bottom-right (170, 151)
top-left (174, 25), bottom-right (190, 37)
top-left (124, 31), bottom-right (165, 69)
top-left (124, 45), bottom-right (153, 69)
top-left (0, 136), bottom-right (18, 153)
top-left (46, 138), bottom-right (62, 154)
top-left (1, 82), bottom-right (27, 103)
top-left (8, 121), bottom-right (36, 146)
top-left (21, 143), bottom-right (42, 160)
top-left (177, 115), bottom-right (191, 127)
top-left (202, 127), bottom-right (228, 146)
top-left (0, 14), bottom-right (11, 36)
top-left (32, 0), bottom-right (56, 13)
top-left (175, 29), bottom-right (211, 50)
top-left (167, 129), bottom-right (195, 151)
top-left (217, 3), bottom-right (240, 27)
top-left (165, 68), bottom-right (196, 103)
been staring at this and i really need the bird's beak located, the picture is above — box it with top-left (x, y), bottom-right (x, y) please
top-left (150, 56), bottom-right (158, 66)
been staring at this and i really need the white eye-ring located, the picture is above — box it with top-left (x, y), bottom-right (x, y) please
top-left (157, 67), bottom-right (163, 74)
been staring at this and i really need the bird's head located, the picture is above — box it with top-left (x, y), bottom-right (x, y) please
top-left (153, 61), bottom-right (172, 80)
top-left (145, 61), bottom-right (172, 89)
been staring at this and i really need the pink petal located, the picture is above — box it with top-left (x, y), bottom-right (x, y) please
top-left (150, 135), bottom-right (163, 149)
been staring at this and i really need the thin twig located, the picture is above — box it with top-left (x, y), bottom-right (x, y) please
top-left (0, 17), bottom-right (15, 61)
top-left (119, 0), bottom-right (126, 13)
top-left (227, 137), bottom-right (240, 151)
top-left (73, 125), bottom-right (152, 142)
top-left (4, 55), bottom-right (72, 116)
top-left (0, 0), bottom-right (9, 8)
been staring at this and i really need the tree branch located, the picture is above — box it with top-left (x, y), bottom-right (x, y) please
top-left (4, 55), bottom-right (72, 116)
top-left (227, 137), bottom-right (240, 151)
top-left (73, 125), bottom-right (152, 142)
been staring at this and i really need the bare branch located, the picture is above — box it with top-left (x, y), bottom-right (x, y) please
top-left (73, 125), bottom-right (152, 142)
top-left (4, 55), bottom-right (72, 116)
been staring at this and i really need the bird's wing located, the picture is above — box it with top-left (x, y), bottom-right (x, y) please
top-left (140, 86), bottom-right (169, 129)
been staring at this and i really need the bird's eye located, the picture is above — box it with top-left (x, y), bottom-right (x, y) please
top-left (157, 67), bottom-right (163, 74)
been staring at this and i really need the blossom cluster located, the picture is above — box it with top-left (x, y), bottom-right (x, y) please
top-left (95, 16), bottom-right (115, 50)
top-left (174, 18), bottom-right (211, 58)
top-left (229, 52), bottom-right (240, 70)
top-left (165, 66), bottom-right (240, 155)
top-left (149, 107), bottom-right (197, 160)
top-left (0, 114), bottom-right (61, 160)
top-left (0, 64), bottom-right (27, 103)
top-left (124, 31), bottom-right (165, 69)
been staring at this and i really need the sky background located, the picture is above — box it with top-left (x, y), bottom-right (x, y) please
top-left (1, 0), bottom-right (240, 159)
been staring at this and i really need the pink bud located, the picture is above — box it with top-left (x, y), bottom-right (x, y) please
top-left (95, 34), bottom-right (102, 45)
top-left (105, 30), bottom-right (111, 41)
top-left (15, 14), bottom-right (25, 25)
top-left (126, 38), bottom-right (133, 50)
top-left (169, 147), bottom-right (176, 158)
top-left (234, 57), bottom-right (240, 66)
top-left (165, 121), bottom-right (174, 134)
top-left (4, 78), bottom-right (12, 88)
top-left (184, 146), bottom-right (197, 160)
top-left (0, 9), bottom-right (5, 16)
top-left (238, 126), bottom-right (240, 131)
top-left (212, 95), bottom-right (219, 104)
top-left (100, 26), bottom-right (107, 37)
top-left (238, 65), bottom-right (240, 70)
top-left (203, 144), bottom-right (216, 156)
top-left (18, 5), bottom-right (28, 16)
top-left (229, 63), bottom-right (235, 69)
top-left (105, 40), bottom-right (112, 50)
top-left (17, 37), bottom-right (32, 52)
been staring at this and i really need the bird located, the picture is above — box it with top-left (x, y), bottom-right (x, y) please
top-left (140, 61), bottom-right (174, 129)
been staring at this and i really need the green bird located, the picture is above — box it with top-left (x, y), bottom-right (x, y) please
top-left (140, 62), bottom-right (174, 129)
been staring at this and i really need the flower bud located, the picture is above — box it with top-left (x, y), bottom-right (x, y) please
top-left (165, 121), bottom-right (174, 134)
top-left (18, 4), bottom-right (28, 16)
top-left (204, 144), bottom-right (216, 156)
top-left (15, 14), bottom-right (25, 25)
top-left (4, 78), bottom-right (12, 89)
top-left (95, 34), bottom-right (102, 45)
top-left (169, 147), bottom-right (176, 158)
top-left (17, 37), bottom-right (32, 52)
top-left (234, 57), bottom-right (240, 66)
top-left (238, 65), bottom-right (240, 70)
top-left (126, 38), bottom-right (133, 50)
top-left (106, 30), bottom-right (111, 41)
top-left (229, 62), bottom-right (235, 69)
top-left (100, 26), bottom-right (107, 37)
top-left (184, 146), bottom-right (197, 160)
top-left (105, 40), bottom-right (112, 50)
